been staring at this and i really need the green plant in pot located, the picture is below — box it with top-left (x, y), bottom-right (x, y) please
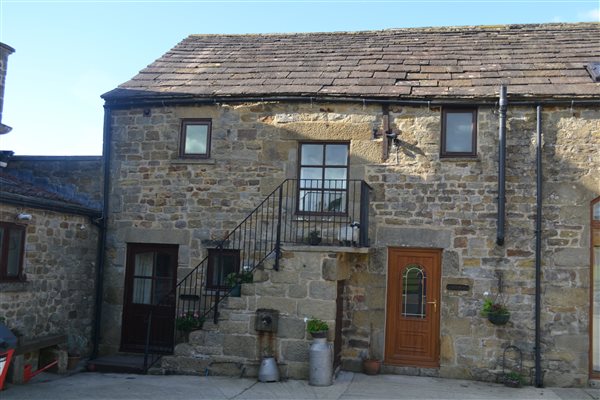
top-left (225, 270), bottom-right (253, 297)
top-left (307, 318), bottom-right (328, 339)
top-left (482, 297), bottom-right (510, 325)
top-left (307, 230), bottom-right (322, 245)
top-left (175, 311), bottom-right (205, 332)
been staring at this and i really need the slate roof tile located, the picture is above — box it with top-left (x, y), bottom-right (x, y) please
top-left (103, 23), bottom-right (600, 101)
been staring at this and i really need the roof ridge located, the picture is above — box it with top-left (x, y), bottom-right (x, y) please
top-left (185, 22), bottom-right (600, 38)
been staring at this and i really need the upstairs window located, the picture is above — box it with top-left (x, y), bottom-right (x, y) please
top-left (297, 142), bottom-right (349, 215)
top-left (180, 119), bottom-right (211, 158)
top-left (0, 222), bottom-right (25, 281)
top-left (441, 108), bottom-right (477, 158)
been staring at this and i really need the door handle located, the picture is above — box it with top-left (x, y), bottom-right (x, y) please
top-left (427, 300), bottom-right (437, 313)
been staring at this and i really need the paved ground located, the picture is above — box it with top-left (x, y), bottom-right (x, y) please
top-left (2, 371), bottom-right (600, 400)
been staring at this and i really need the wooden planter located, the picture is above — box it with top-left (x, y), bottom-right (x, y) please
top-left (488, 313), bottom-right (510, 325)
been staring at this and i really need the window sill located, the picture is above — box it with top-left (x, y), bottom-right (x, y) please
top-left (0, 280), bottom-right (31, 292)
top-left (171, 159), bottom-right (216, 165)
top-left (440, 156), bottom-right (481, 162)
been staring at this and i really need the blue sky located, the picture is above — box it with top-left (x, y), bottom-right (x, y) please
top-left (0, 0), bottom-right (598, 156)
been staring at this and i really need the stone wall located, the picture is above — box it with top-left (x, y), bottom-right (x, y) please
top-left (105, 101), bottom-right (599, 386)
top-left (0, 203), bottom-right (99, 356)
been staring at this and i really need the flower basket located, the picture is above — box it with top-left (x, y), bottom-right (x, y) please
top-left (488, 313), bottom-right (510, 325)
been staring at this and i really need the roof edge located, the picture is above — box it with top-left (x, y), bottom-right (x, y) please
top-left (0, 192), bottom-right (102, 219)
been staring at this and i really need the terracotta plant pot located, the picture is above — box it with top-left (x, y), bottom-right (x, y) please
top-left (362, 358), bottom-right (381, 375)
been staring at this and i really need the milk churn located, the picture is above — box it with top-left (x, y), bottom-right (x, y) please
top-left (309, 337), bottom-right (333, 386)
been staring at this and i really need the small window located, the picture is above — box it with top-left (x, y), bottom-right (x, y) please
top-left (441, 108), bottom-right (477, 157)
top-left (180, 119), bottom-right (211, 158)
top-left (0, 222), bottom-right (26, 281)
top-left (207, 249), bottom-right (240, 290)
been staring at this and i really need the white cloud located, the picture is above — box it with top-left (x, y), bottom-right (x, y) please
top-left (552, 16), bottom-right (563, 23)
top-left (579, 8), bottom-right (600, 22)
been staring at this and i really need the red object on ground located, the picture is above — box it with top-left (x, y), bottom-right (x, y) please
top-left (0, 349), bottom-right (15, 391)
top-left (23, 359), bottom-right (58, 383)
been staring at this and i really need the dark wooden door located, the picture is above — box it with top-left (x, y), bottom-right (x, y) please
top-left (385, 248), bottom-right (441, 367)
top-left (120, 243), bottom-right (178, 353)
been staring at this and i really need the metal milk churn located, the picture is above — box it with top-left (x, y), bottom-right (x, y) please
top-left (309, 337), bottom-right (333, 386)
top-left (258, 356), bottom-right (280, 382)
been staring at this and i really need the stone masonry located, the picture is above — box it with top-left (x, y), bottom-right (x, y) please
top-left (0, 203), bottom-right (99, 356)
top-left (104, 101), bottom-right (599, 387)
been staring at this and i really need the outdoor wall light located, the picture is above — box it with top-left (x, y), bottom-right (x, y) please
top-left (17, 213), bottom-right (32, 221)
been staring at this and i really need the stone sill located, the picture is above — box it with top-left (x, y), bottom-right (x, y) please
top-left (439, 156), bottom-right (481, 162)
top-left (0, 281), bottom-right (31, 292)
top-left (282, 244), bottom-right (370, 254)
top-left (170, 159), bottom-right (216, 165)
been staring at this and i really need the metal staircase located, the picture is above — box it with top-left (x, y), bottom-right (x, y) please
top-left (142, 179), bottom-right (372, 371)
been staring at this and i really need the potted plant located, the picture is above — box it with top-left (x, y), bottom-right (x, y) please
top-left (503, 371), bottom-right (525, 388)
top-left (307, 318), bottom-right (328, 339)
top-left (362, 323), bottom-right (381, 375)
top-left (225, 270), bottom-right (253, 297)
top-left (482, 298), bottom-right (510, 325)
top-left (307, 230), bottom-right (322, 246)
top-left (175, 311), bottom-right (205, 332)
top-left (66, 334), bottom-right (86, 370)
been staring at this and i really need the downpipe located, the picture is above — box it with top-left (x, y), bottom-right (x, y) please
top-left (497, 85), bottom-right (508, 246)
top-left (91, 106), bottom-right (112, 359)
top-left (535, 105), bottom-right (543, 387)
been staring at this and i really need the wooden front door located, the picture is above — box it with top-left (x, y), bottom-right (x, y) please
top-left (385, 248), bottom-right (441, 367)
top-left (121, 243), bottom-right (178, 353)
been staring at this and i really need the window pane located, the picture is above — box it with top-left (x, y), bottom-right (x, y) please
top-left (156, 253), bottom-right (173, 278)
top-left (324, 168), bottom-right (347, 189)
top-left (184, 124), bottom-right (208, 154)
top-left (133, 277), bottom-right (152, 304)
top-left (299, 190), bottom-right (321, 212)
top-left (402, 265), bottom-right (426, 319)
top-left (135, 252), bottom-right (154, 277)
top-left (301, 144), bottom-right (324, 165)
top-left (209, 252), bottom-right (239, 288)
top-left (324, 191), bottom-right (346, 213)
top-left (445, 112), bottom-right (474, 153)
top-left (325, 144), bottom-right (348, 166)
top-left (300, 168), bottom-right (323, 188)
top-left (0, 228), bottom-right (4, 272)
top-left (594, 203), bottom-right (600, 220)
top-left (7, 230), bottom-right (23, 277)
top-left (154, 278), bottom-right (172, 304)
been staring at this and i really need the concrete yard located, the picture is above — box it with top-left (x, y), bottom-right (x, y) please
top-left (2, 371), bottom-right (600, 400)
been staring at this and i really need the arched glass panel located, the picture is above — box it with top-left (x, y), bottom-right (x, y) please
top-left (594, 202), bottom-right (600, 221)
top-left (402, 265), bottom-right (426, 318)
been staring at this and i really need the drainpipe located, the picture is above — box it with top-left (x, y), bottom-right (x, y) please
top-left (91, 105), bottom-right (111, 359)
top-left (497, 85), bottom-right (508, 246)
top-left (534, 105), bottom-right (543, 387)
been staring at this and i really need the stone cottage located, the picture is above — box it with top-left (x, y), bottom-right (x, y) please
top-left (99, 23), bottom-right (599, 387)
top-left (0, 42), bottom-right (103, 380)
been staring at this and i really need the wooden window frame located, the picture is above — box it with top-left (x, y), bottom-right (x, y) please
top-left (440, 108), bottom-right (478, 158)
top-left (207, 248), bottom-right (240, 291)
top-left (296, 141), bottom-right (350, 216)
top-left (179, 119), bottom-right (212, 159)
top-left (0, 222), bottom-right (26, 282)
